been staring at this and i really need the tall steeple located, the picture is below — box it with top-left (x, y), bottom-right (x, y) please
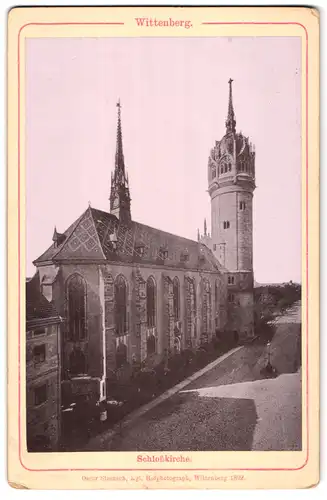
top-left (225, 78), bottom-right (236, 134)
top-left (110, 100), bottom-right (131, 225)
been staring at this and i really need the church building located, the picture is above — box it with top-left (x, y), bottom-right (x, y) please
top-left (31, 80), bottom-right (256, 404)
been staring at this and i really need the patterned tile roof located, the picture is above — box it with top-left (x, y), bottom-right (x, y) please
top-left (34, 206), bottom-right (225, 273)
top-left (26, 272), bottom-right (61, 323)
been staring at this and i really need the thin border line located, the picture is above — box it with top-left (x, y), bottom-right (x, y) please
top-left (17, 21), bottom-right (309, 473)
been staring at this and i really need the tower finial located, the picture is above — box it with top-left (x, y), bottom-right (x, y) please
top-left (204, 218), bottom-right (207, 236)
top-left (115, 98), bottom-right (124, 176)
top-left (225, 78), bottom-right (236, 133)
top-left (197, 228), bottom-right (200, 241)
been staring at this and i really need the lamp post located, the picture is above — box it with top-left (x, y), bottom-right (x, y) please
top-left (267, 341), bottom-right (271, 365)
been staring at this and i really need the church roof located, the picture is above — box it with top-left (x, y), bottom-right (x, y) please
top-left (34, 206), bottom-right (225, 273)
top-left (26, 272), bottom-right (61, 323)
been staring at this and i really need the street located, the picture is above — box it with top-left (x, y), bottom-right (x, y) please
top-left (87, 303), bottom-right (302, 452)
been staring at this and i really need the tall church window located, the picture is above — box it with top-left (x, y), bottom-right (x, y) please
top-left (147, 335), bottom-right (156, 355)
top-left (147, 277), bottom-right (156, 327)
top-left (215, 281), bottom-right (219, 313)
top-left (115, 275), bottom-right (128, 335)
top-left (67, 274), bottom-right (87, 341)
top-left (173, 277), bottom-right (180, 321)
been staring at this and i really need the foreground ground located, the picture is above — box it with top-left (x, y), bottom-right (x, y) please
top-left (86, 302), bottom-right (302, 452)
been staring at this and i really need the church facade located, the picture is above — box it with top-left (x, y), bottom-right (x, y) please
top-left (31, 80), bottom-right (256, 404)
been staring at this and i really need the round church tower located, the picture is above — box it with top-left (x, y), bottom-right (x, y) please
top-left (208, 79), bottom-right (256, 339)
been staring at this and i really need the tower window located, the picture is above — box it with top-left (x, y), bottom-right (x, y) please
top-left (228, 276), bottom-right (235, 285)
top-left (213, 243), bottom-right (217, 251)
top-left (228, 163), bottom-right (232, 171)
top-left (224, 165), bottom-right (228, 173)
top-left (223, 221), bottom-right (230, 229)
top-left (220, 167), bottom-right (223, 174)
top-left (239, 201), bottom-right (246, 210)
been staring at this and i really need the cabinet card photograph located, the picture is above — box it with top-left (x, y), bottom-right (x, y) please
top-left (7, 5), bottom-right (319, 490)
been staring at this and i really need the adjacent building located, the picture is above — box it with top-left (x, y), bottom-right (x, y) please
top-left (26, 272), bottom-right (62, 451)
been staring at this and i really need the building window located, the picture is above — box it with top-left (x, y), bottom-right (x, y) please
top-left (159, 247), bottom-right (168, 260)
top-left (220, 166), bottom-right (224, 174)
top-left (33, 327), bottom-right (46, 336)
top-left (146, 277), bottom-right (156, 327)
top-left (228, 163), bottom-right (232, 171)
top-left (228, 276), bottom-right (235, 285)
top-left (173, 277), bottom-right (180, 321)
top-left (223, 221), bottom-right (230, 229)
top-left (34, 384), bottom-right (47, 406)
top-left (115, 275), bottom-right (127, 336)
top-left (67, 274), bottom-right (86, 341)
top-left (180, 249), bottom-right (189, 262)
top-left (213, 243), bottom-right (217, 251)
top-left (228, 293), bottom-right (235, 303)
top-left (33, 344), bottom-right (46, 365)
top-left (240, 201), bottom-right (246, 210)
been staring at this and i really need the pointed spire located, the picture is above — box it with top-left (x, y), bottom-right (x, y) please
top-left (204, 218), bottom-right (207, 236)
top-left (225, 78), bottom-right (236, 134)
top-left (115, 99), bottom-right (125, 179)
top-left (197, 228), bottom-right (200, 241)
top-left (110, 100), bottom-right (132, 224)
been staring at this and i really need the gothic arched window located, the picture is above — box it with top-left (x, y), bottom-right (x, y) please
top-left (202, 280), bottom-right (211, 335)
top-left (173, 277), bottom-right (180, 322)
top-left (147, 334), bottom-right (156, 355)
top-left (69, 348), bottom-right (86, 376)
top-left (146, 277), bottom-right (156, 327)
top-left (116, 343), bottom-right (127, 369)
top-left (115, 275), bottom-right (127, 336)
top-left (215, 281), bottom-right (219, 313)
top-left (67, 274), bottom-right (87, 341)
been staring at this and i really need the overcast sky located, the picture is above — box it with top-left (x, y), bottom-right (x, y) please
top-left (26, 36), bottom-right (302, 283)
